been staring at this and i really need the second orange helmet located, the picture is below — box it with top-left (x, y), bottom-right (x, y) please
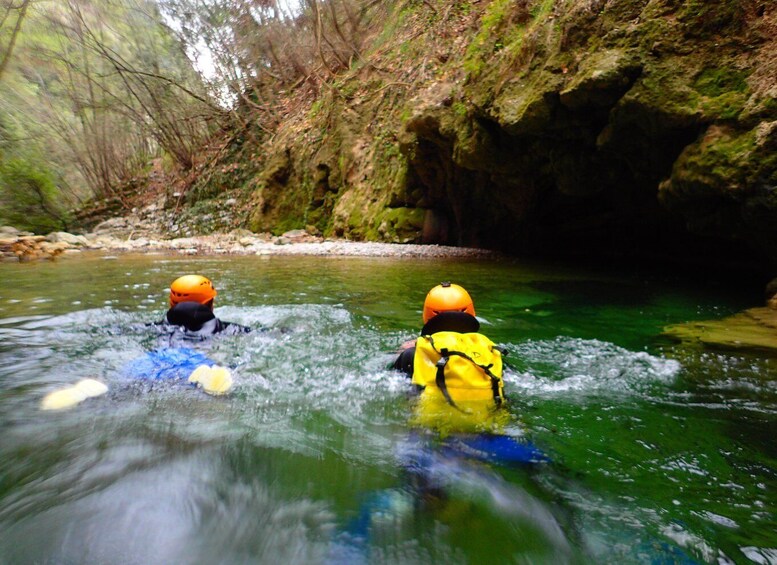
top-left (169, 275), bottom-right (217, 308)
top-left (422, 282), bottom-right (475, 323)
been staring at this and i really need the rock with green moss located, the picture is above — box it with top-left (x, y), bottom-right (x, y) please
top-left (663, 307), bottom-right (777, 355)
top-left (228, 0), bottom-right (777, 272)
top-left (559, 49), bottom-right (641, 110)
top-left (377, 207), bottom-right (425, 243)
top-left (659, 122), bottom-right (777, 261)
top-left (490, 72), bottom-right (565, 137)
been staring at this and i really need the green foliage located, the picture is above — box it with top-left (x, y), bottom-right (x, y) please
top-left (463, 0), bottom-right (544, 78)
top-left (464, 0), bottom-right (513, 75)
top-left (452, 101), bottom-right (468, 117)
top-left (0, 0), bottom-right (216, 219)
top-left (379, 138), bottom-right (401, 161)
top-left (336, 80), bottom-right (359, 100)
top-left (530, 0), bottom-right (555, 20)
top-left (309, 99), bottom-right (324, 117)
top-left (0, 156), bottom-right (68, 233)
top-left (456, 1), bottom-right (474, 16)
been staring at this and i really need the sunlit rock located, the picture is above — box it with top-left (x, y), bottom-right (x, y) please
top-left (663, 307), bottom-right (777, 354)
top-left (46, 232), bottom-right (90, 246)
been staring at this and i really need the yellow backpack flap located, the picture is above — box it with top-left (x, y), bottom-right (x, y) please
top-left (412, 331), bottom-right (504, 408)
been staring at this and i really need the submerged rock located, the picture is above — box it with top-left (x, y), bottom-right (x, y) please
top-left (663, 307), bottom-right (777, 354)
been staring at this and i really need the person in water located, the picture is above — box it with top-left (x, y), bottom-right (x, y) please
top-left (159, 274), bottom-right (250, 339)
top-left (328, 283), bottom-right (540, 555)
top-left (393, 282), bottom-right (506, 430)
top-left (394, 282), bottom-right (486, 374)
top-left (44, 275), bottom-right (246, 408)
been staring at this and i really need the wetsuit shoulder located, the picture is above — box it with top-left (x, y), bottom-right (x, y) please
top-left (161, 302), bottom-right (251, 338)
top-left (217, 321), bottom-right (252, 335)
top-left (165, 301), bottom-right (217, 332)
top-left (392, 345), bottom-right (416, 376)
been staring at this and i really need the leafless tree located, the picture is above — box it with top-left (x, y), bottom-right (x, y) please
top-left (0, 0), bottom-right (32, 81)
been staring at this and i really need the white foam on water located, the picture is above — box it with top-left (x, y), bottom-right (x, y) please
top-left (179, 304), bottom-right (413, 465)
top-left (505, 337), bottom-right (682, 398)
top-left (215, 304), bottom-right (353, 332)
top-left (660, 522), bottom-right (731, 564)
top-left (691, 510), bottom-right (739, 529)
top-left (740, 547), bottom-right (777, 564)
top-left (16, 307), bottom-right (128, 330)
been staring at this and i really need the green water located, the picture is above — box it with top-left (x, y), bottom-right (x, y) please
top-left (0, 252), bottom-right (775, 564)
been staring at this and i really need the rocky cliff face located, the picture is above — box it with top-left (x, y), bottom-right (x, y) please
top-left (239, 0), bottom-right (776, 271)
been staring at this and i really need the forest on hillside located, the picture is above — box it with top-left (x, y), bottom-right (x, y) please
top-left (0, 0), bottom-right (374, 232)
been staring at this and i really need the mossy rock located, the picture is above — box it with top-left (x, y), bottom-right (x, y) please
top-left (677, 0), bottom-right (751, 39)
top-left (489, 72), bottom-right (565, 136)
top-left (377, 207), bottom-right (425, 242)
top-left (559, 49), bottom-right (642, 110)
top-left (209, 0), bottom-right (776, 268)
top-left (663, 307), bottom-right (777, 355)
top-left (450, 115), bottom-right (523, 174)
top-left (658, 122), bottom-right (777, 258)
top-left (605, 64), bottom-right (704, 137)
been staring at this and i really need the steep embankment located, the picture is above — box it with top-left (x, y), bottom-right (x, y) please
top-left (185, 0), bottom-right (776, 274)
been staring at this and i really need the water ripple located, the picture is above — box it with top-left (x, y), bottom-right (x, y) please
top-left (505, 337), bottom-right (681, 397)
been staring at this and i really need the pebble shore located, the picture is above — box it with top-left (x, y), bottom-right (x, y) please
top-left (0, 224), bottom-right (498, 262)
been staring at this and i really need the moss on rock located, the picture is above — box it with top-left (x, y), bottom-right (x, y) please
top-left (225, 0), bottom-right (777, 272)
top-left (659, 121), bottom-right (777, 260)
top-left (377, 207), bottom-right (426, 242)
top-left (663, 307), bottom-right (777, 355)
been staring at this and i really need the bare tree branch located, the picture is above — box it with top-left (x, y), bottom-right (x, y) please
top-left (0, 0), bottom-right (30, 81)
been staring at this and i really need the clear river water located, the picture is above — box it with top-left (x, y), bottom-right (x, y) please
top-left (0, 252), bottom-right (775, 564)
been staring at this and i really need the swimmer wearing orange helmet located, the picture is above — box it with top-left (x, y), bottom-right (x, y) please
top-left (394, 281), bottom-right (506, 420)
top-left (159, 275), bottom-right (250, 338)
top-left (393, 282), bottom-right (481, 374)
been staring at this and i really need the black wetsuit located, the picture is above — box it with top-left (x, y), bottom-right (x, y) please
top-left (392, 311), bottom-right (481, 376)
top-left (155, 301), bottom-right (251, 341)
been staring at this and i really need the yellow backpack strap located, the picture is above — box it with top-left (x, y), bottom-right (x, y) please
top-left (426, 335), bottom-right (504, 409)
top-left (426, 335), bottom-right (462, 410)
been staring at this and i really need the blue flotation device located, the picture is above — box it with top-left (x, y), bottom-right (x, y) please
top-left (122, 347), bottom-right (214, 381)
top-left (441, 433), bottom-right (548, 465)
top-left (398, 432), bottom-right (548, 476)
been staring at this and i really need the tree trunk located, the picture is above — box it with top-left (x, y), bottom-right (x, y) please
top-left (0, 0), bottom-right (31, 82)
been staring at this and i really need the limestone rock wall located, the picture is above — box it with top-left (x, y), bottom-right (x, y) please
top-left (245, 0), bottom-right (777, 271)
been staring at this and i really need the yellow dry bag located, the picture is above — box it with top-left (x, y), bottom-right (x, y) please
top-left (412, 332), bottom-right (504, 408)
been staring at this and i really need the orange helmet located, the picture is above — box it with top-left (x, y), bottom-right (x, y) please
top-left (422, 282), bottom-right (475, 323)
top-left (169, 275), bottom-right (217, 308)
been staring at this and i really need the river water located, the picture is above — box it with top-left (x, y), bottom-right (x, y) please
top-left (0, 252), bottom-right (775, 564)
